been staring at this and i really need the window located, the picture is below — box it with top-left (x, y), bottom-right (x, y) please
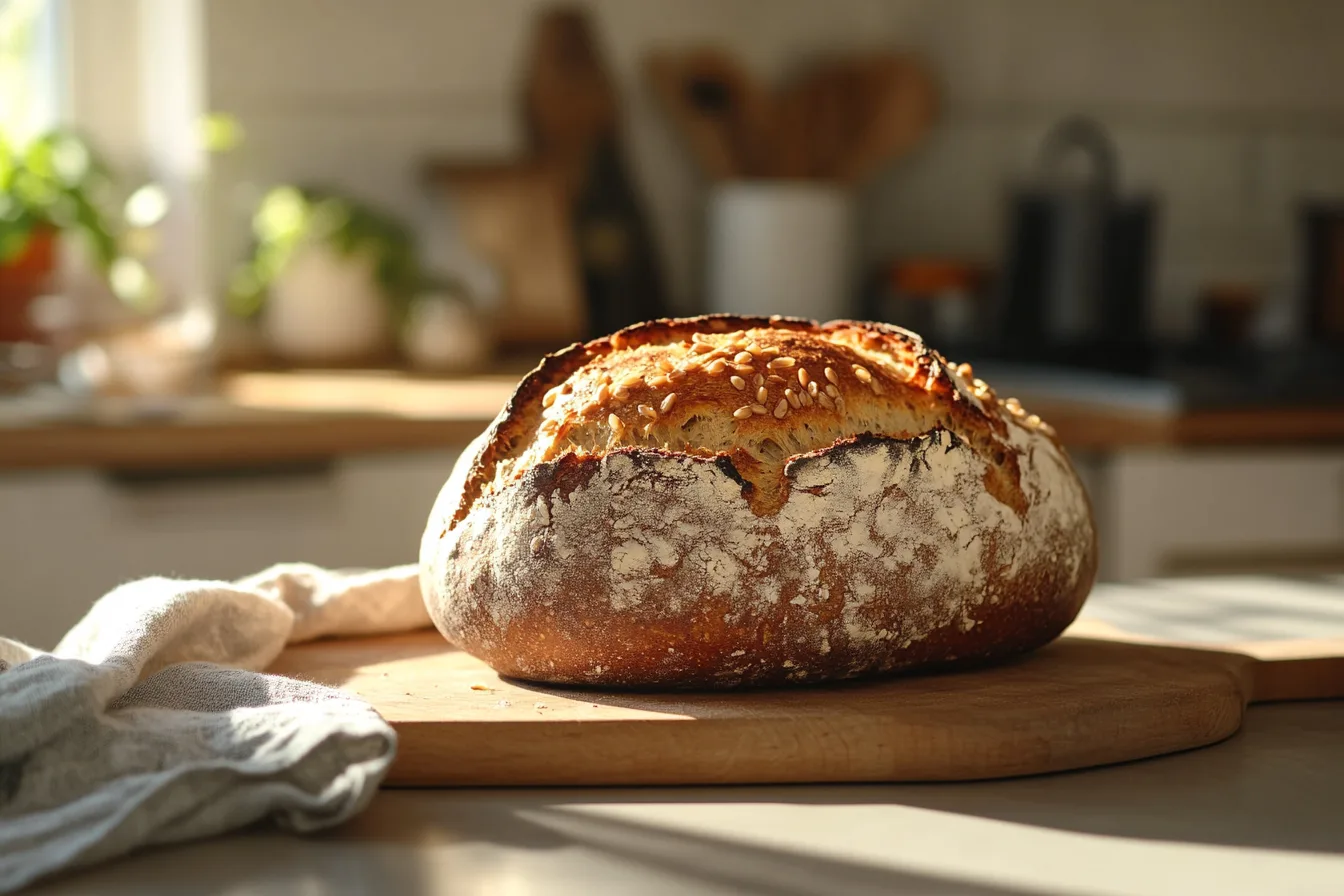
top-left (0, 0), bottom-right (62, 144)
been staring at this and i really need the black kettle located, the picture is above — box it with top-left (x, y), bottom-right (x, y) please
top-left (996, 117), bottom-right (1156, 366)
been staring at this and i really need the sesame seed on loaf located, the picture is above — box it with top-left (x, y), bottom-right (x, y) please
top-left (420, 315), bottom-right (1097, 689)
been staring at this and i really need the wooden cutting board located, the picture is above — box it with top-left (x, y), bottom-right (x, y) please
top-left (267, 621), bottom-right (1344, 787)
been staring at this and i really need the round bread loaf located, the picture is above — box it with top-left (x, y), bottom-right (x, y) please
top-left (420, 315), bottom-right (1097, 689)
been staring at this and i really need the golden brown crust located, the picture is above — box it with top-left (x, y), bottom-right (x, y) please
top-left (421, 315), bottom-right (1097, 689)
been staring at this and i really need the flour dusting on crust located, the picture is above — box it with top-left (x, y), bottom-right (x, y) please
top-left (421, 315), bottom-right (1097, 689)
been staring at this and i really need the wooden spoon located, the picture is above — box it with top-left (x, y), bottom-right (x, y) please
top-left (810, 62), bottom-right (871, 180)
top-left (770, 58), bottom-right (872, 181)
top-left (645, 47), bottom-right (771, 180)
top-left (833, 53), bottom-right (937, 184)
top-left (766, 77), bottom-right (814, 180)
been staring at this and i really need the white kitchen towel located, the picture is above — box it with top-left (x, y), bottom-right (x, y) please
top-left (0, 562), bottom-right (432, 893)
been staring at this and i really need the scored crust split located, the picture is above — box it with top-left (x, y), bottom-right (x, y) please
top-left (420, 315), bottom-right (1098, 689)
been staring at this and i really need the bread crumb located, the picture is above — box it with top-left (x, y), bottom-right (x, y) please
top-left (495, 699), bottom-right (512, 709)
top-left (534, 701), bottom-right (548, 710)
top-left (470, 683), bottom-right (494, 692)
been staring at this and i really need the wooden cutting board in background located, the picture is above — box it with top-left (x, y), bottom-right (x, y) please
top-left (426, 162), bottom-right (588, 349)
top-left (267, 620), bottom-right (1344, 787)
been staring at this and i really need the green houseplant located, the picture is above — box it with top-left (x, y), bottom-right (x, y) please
top-left (0, 129), bottom-right (118, 340)
top-left (228, 185), bottom-right (423, 363)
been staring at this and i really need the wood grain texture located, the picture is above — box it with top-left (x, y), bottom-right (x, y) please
top-left (266, 625), bottom-right (1344, 787)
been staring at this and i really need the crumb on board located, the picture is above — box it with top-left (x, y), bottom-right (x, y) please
top-left (469, 683), bottom-right (494, 692)
top-left (534, 702), bottom-right (548, 710)
top-left (495, 699), bottom-right (512, 709)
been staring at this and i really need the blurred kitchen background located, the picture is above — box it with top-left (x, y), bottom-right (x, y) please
top-left (3, 0), bottom-right (1344, 648)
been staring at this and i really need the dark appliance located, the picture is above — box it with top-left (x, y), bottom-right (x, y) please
top-left (996, 116), bottom-right (1157, 371)
top-left (1299, 199), bottom-right (1344, 349)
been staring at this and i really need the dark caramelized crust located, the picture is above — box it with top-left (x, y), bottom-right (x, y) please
top-left (420, 315), bottom-right (1097, 689)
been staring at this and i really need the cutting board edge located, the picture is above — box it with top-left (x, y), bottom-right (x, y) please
top-left (380, 732), bottom-right (1250, 788)
top-left (379, 690), bottom-right (1248, 787)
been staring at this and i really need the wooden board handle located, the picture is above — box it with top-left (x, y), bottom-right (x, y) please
top-left (1235, 639), bottom-right (1344, 704)
top-left (1065, 620), bottom-right (1344, 704)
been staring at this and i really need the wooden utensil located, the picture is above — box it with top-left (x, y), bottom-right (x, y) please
top-left (268, 620), bottom-right (1344, 787)
top-left (833, 53), bottom-right (937, 184)
top-left (760, 53), bottom-right (935, 182)
top-left (522, 7), bottom-right (619, 200)
top-left (644, 47), bottom-right (771, 180)
top-left (520, 6), bottom-right (669, 335)
top-left (801, 62), bottom-right (864, 180)
top-left (766, 75), bottom-right (815, 180)
top-left (762, 62), bottom-right (847, 180)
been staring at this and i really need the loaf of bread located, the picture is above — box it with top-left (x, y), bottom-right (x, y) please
top-left (420, 315), bottom-right (1097, 689)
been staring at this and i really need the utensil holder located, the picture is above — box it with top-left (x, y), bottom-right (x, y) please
top-left (704, 182), bottom-right (854, 320)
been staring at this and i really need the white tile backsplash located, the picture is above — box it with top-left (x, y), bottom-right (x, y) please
top-left (205, 0), bottom-right (539, 103)
top-left (859, 116), bottom-right (1037, 263)
top-left (1261, 135), bottom-right (1344, 207)
top-left (908, 0), bottom-right (1344, 113)
top-left (198, 0), bottom-right (1344, 336)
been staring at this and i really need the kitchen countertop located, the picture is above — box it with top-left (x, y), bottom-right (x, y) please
top-left (0, 371), bottom-right (522, 472)
top-left (4, 369), bottom-right (1344, 473)
top-left (25, 577), bottom-right (1344, 895)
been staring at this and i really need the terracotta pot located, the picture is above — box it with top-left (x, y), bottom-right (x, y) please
top-left (0, 228), bottom-right (58, 342)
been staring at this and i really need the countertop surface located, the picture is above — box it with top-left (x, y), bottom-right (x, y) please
top-left (5, 369), bottom-right (1344, 473)
top-left (0, 371), bottom-right (520, 472)
top-left (26, 577), bottom-right (1344, 896)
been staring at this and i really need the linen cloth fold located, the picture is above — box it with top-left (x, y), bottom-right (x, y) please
top-left (0, 562), bottom-right (431, 893)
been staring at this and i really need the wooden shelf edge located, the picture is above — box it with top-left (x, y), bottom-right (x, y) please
top-left (0, 416), bottom-right (491, 473)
